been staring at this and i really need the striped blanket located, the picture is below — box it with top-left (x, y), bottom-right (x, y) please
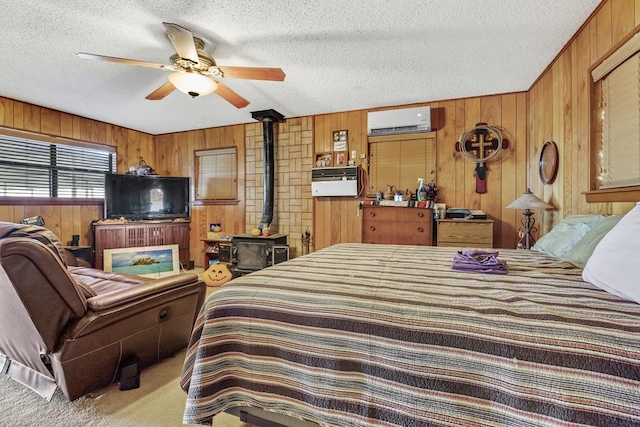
top-left (181, 244), bottom-right (640, 426)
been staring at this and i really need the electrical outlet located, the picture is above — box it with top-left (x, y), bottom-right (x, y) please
top-left (360, 153), bottom-right (366, 159)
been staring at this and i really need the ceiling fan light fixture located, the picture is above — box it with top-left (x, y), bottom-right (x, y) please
top-left (168, 71), bottom-right (218, 98)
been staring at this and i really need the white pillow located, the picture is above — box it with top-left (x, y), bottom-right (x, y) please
top-left (583, 205), bottom-right (640, 303)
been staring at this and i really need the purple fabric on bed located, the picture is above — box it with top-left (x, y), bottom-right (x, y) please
top-left (452, 249), bottom-right (508, 274)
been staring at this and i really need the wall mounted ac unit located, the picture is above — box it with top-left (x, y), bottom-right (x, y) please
top-left (311, 166), bottom-right (359, 197)
top-left (367, 106), bottom-right (431, 136)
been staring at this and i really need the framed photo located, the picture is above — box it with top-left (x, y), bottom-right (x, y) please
top-left (333, 130), bottom-right (348, 152)
top-left (315, 152), bottom-right (333, 167)
top-left (334, 151), bottom-right (347, 166)
top-left (103, 244), bottom-right (180, 278)
top-left (434, 202), bottom-right (447, 219)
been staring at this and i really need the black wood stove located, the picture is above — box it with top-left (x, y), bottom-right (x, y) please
top-left (232, 233), bottom-right (288, 278)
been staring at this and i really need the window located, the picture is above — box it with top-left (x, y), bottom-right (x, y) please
top-left (596, 49), bottom-right (640, 189)
top-left (194, 147), bottom-right (237, 201)
top-left (587, 30), bottom-right (640, 202)
top-left (0, 130), bottom-right (116, 199)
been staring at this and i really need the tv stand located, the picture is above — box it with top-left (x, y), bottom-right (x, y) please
top-left (93, 220), bottom-right (190, 270)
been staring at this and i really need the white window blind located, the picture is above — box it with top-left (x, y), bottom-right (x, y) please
top-left (195, 148), bottom-right (237, 200)
top-left (599, 52), bottom-right (640, 189)
top-left (592, 33), bottom-right (640, 82)
top-left (0, 132), bottom-right (116, 198)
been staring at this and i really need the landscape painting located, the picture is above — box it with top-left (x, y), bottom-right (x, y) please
top-left (103, 244), bottom-right (180, 278)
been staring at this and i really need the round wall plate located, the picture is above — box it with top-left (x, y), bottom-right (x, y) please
top-left (539, 141), bottom-right (558, 185)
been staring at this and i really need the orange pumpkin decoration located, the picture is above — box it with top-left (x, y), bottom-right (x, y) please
top-left (203, 262), bottom-right (232, 287)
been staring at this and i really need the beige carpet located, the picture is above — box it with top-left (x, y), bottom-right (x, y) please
top-left (0, 274), bottom-right (249, 427)
top-left (0, 349), bottom-right (249, 427)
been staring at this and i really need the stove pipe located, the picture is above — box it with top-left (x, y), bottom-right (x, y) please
top-left (251, 109), bottom-right (285, 230)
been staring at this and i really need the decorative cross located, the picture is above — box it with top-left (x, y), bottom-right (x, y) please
top-left (456, 123), bottom-right (505, 194)
top-left (465, 127), bottom-right (500, 193)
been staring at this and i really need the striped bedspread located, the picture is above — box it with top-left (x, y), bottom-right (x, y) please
top-left (181, 243), bottom-right (640, 426)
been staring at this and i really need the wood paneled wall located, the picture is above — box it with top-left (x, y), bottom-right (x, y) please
top-left (154, 125), bottom-right (247, 265)
top-left (528, 0), bottom-right (639, 233)
top-left (313, 94), bottom-right (528, 250)
top-left (0, 96), bottom-right (153, 245)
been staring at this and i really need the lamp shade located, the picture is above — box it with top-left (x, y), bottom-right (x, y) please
top-left (168, 71), bottom-right (218, 97)
top-left (506, 188), bottom-right (554, 210)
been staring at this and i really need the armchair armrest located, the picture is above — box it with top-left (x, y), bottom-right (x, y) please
top-left (86, 273), bottom-right (200, 310)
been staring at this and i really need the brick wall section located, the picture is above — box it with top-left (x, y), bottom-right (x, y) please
top-left (245, 117), bottom-right (314, 258)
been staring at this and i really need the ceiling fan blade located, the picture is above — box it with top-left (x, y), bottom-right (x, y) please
top-left (215, 82), bottom-right (250, 108)
top-left (77, 52), bottom-right (170, 70)
top-left (163, 22), bottom-right (199, 64)
top-left (145, 81), bottom-right (176, 100)
top-left (214, 66), bottom-right (286, 81)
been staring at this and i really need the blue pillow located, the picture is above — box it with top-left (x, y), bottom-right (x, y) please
top-left (560, 215), bottom-right (622, 268)
top-left (532, 215), bottom-right (605, 258)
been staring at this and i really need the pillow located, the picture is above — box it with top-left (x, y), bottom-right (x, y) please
top-left (560, 215), bottom-right (622, 268)
top-left (583, 205), bottom-right (640, 303)
top-left (532, 221), bottom-right (592, 258)
top-left (555, 214), bottom-right (606, 227)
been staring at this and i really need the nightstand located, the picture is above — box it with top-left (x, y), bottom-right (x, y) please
top-left (436, 219), bottom-right (494, 248)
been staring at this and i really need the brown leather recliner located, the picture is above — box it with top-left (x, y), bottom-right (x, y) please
top-left (0, 222), bottom-right (206, 401)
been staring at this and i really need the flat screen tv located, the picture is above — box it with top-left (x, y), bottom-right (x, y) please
top-left (104, 174), bottom-right (190, 220)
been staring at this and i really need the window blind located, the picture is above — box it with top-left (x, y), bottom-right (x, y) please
top-left (599, 53), bottom-right (640, 189)
top-left (592, 33), bottom-right (640, 82)
top-left (0, 133), bottom-right (116, 198)
top-left (195, 148), bottom-right (237, 200)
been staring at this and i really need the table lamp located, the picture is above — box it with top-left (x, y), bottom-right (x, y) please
top-left (506, 189), bottom-right (554, 249)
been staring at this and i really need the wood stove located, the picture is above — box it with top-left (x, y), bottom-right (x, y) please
top-left (232, 233), bottom-right (288, 278)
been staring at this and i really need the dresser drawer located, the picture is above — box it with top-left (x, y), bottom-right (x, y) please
top-left (394, 222), bottom-right (432, 245)
top-left (363, 207), bottom-right (397, 222)
top-left (362, 206), bottom-right (433, 245)
top-left (437, 220), bottom-right (494, 248)
top-left (362, 221), bottom-right (396, 244)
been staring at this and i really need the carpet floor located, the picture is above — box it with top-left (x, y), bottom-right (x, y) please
top-left (0, 349), bottom-right (249, 426)
top-left (0, 276), bottom-right (249, 427)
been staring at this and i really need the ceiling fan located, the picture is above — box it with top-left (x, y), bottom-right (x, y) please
top-left (77, 22), bottom-right (286, 108)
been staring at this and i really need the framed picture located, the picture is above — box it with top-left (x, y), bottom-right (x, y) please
top-left (333, 130), bottom-right (348, 152)
top-left (334, 151), bottom-right (347, 166)
top-left (103, 244), bottom-right (180, 278)
top-left (315, 152), bottom-right (333, 167)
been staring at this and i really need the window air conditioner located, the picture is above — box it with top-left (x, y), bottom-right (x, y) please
top-left (311, 166), bottom-right (360, 197)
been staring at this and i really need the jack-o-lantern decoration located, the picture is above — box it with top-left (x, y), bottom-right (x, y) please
top-left (203, 262), bottom-right (232, 287)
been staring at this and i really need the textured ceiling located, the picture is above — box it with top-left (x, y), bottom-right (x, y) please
top-left (0, 1), bottom-right (601, 135)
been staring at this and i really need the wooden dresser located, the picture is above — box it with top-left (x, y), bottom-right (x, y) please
top-left (361, 205), bottom-right (433, 245)
top-left (436, 219), bottom-right (494, 248)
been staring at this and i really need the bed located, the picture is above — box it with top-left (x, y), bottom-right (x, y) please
top-left (180, 242), bottom-right (640, 426)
